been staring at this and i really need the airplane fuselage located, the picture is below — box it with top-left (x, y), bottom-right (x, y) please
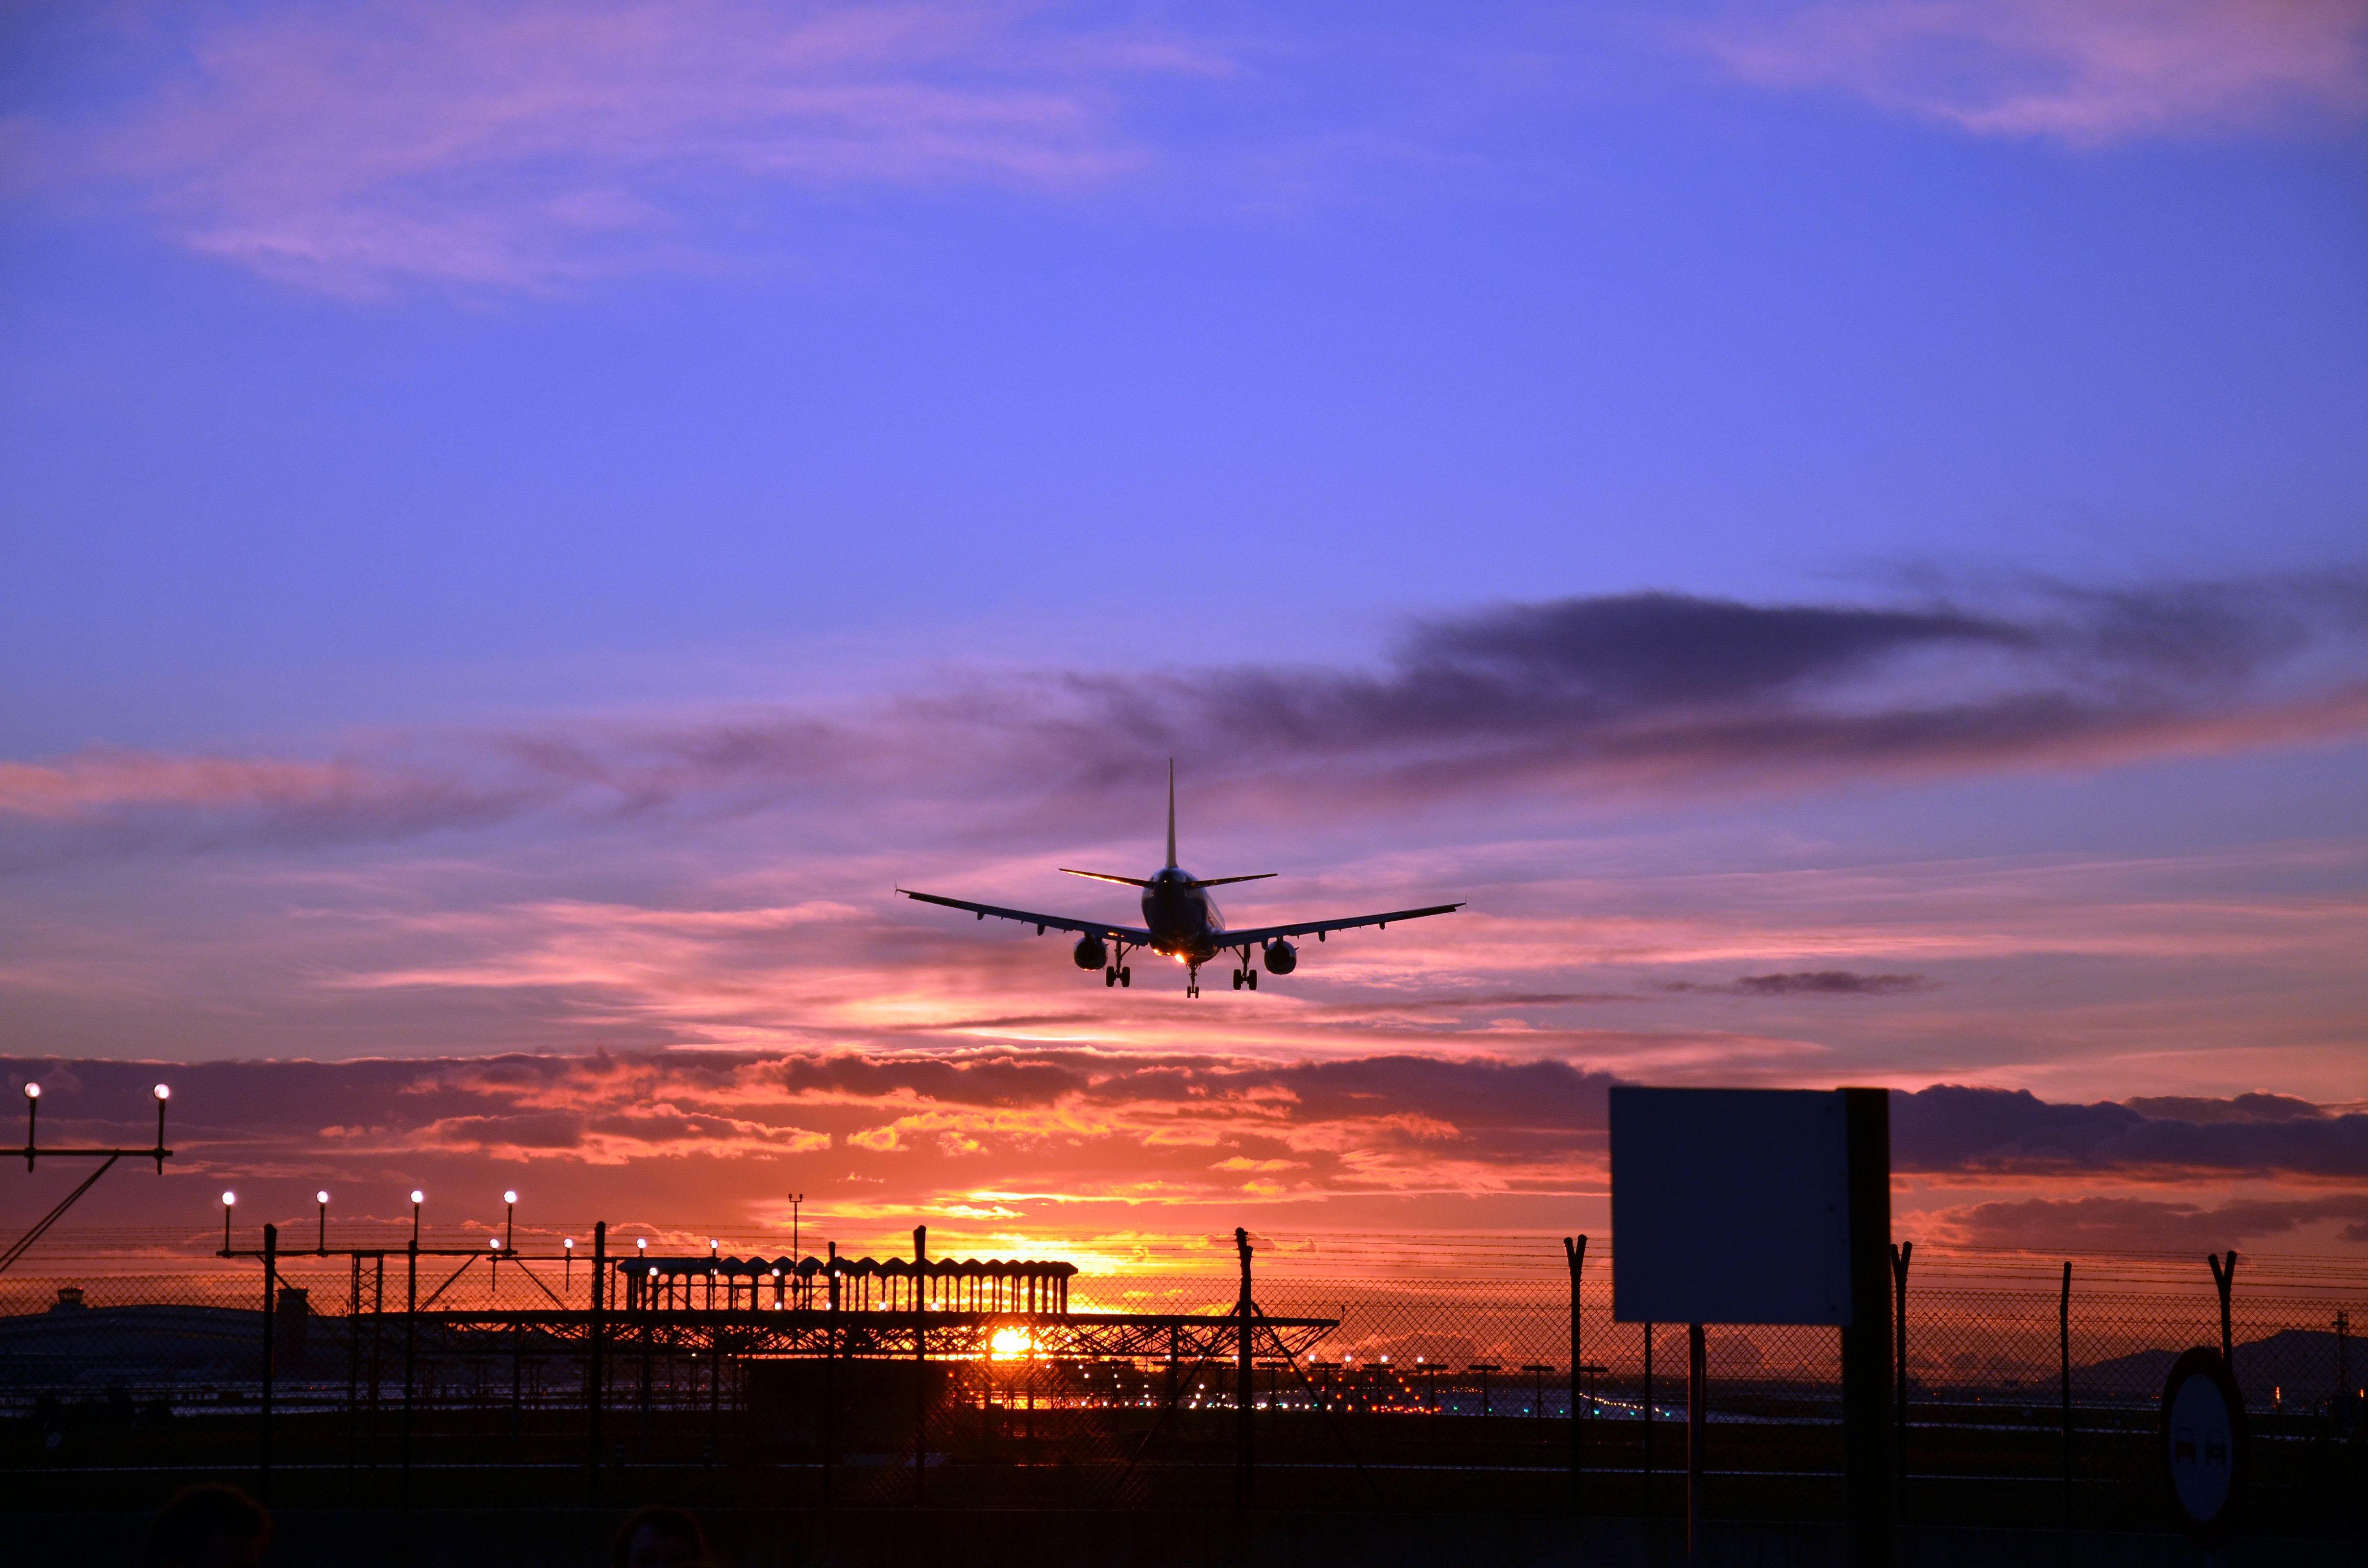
top-left (1143, 865), bottom-right (1226, 964)
top-left (896, 759), bottom-right (1463, 997)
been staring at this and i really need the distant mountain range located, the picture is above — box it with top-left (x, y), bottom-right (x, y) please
top-left (2076, 1329), bottom-right (2359, 1408)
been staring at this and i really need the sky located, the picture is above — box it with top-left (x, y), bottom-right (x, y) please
top-left (2, 1), bottom-right (2365, 1272)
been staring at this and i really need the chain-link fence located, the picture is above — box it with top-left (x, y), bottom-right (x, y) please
top-left (3, 1233), bottom-right (2361, 1532)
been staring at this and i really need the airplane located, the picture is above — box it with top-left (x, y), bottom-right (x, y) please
top-left (897, 762), bottom-right (1463, 997)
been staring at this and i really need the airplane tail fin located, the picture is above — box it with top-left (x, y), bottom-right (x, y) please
top-left (1165, 759), bottom-right (1177, 869)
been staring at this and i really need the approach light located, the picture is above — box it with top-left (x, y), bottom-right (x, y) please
top-left (504, 1190), bottom-right (517, 1205)
top-left (22, 1082), bottom-right (37, 1100)
top-left (316, 1190), bottom-right (329, 1204)
top-left (565, 1237), bottom-right (575, 1250)
top-left (154, 1084), bottom-right (171, 1101)
top-left (490, 1237), bottom-right (500, 1250)
top-left (222, 1190), bottom-right (235, 1206)
top-left (410, 1189), bottom-right (425, 1204)
top-left (637, 1237), bottom-right (647, 1250)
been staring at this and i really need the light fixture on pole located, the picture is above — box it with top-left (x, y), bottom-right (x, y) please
top-left (152, 1084), bottom-right (171, 1172)
top-left (503, 1190), bottom-right (517, 1253)
top-left (789, 1191), bottom-right (804, 1257)
top-left (21, 1082), bottom-right (37, 1171)
top-left (410, 1189), bottom-right (424, 1247)
top-left (316, 1191), bottom-right (329, 1254)
top-left (564, 1236), bottom-right (575, 1286)
top-left (221, 1190), bottom-right (235, 1255)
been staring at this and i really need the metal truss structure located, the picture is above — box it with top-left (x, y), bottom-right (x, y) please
top-left (394, 1308), bottom-right (1337, 1364)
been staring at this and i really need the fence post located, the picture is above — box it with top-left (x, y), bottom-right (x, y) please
top-left (1235, 1226), bottom-right (1254, 1512)
top-left (587, 1220), bottom-right (606, 1503)
top-left (1566, 1234), bottom-right (1586, 1513)
top-left (510, 1316), bottom-right (523, 1460)
top-left (2338, 1310), bottom-right (2351, 1415)
top-left (402, 1228), bottom-right (417, 1508)
top-left (1891, 1240), bottom-right (1912, 1508)
top-left (825, 1239), bottom-right (839, 1512)
top-left (2058, 1261), bottom-right (2072, 1532)
top-left (2208, 1250), bottom-right (2237, 1364)
top-left (347, 1252), bottom-right (362, 1483)
top-left (260, 1223), bottom-right (277, 1486)
top-left (914, 1224), bottom-right (928, 1507)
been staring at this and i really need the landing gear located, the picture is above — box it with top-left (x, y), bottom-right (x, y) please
top-left (1121, 966), bottom-right (1131, 987)
top-left (1186, 964), bottom-right (1200, 999)
top-left (1101, 945), bottom-right (1135, 989)
top-left (1105, 967), bottom-right (1117, 987)
top-left (1230, 968), bottom-right (1259, 991)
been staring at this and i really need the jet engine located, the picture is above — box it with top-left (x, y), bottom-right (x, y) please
top-left (1073, 933), bottom-right (1108, 971)
top-left (1262, 939), bottom-right (1297, 976)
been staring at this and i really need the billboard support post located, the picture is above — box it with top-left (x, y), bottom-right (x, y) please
top-left (1686, 1322), bottom-right (1706, 1559)
top-left (1841, 1087), bottom-right (1895, 1568)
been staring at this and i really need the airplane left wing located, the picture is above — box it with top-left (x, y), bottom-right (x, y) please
top-left (1221, 903), bottom-right (1464, 948)
top-left (897, 888), bottom-right (1154, 945)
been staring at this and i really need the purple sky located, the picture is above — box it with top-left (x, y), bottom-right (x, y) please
top-left (2, 1), bottom-right (2365, 1262)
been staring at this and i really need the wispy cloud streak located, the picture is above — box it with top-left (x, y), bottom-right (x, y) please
top-left (20, 0), bottom-right (1213, 293)
top-left (1686, 0), bottom-right (2368, 144)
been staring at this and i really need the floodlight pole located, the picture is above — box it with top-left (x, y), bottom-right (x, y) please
top-left (4, 1084), bottom-right (177, 1276)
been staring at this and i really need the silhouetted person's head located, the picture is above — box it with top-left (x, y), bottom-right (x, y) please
top-left (614, 1506), bottom-right (708, 1568)
top-left (146, 1483), bottom-right (271, 1568)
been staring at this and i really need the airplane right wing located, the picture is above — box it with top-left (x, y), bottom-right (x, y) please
top-left (1221, 903), bottom-right (1465, 948)
top-left (897, 888), bottom-right (1154, 944)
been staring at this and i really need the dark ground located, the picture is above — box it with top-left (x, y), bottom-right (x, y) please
top-left (9, 1508), bottom-right (2349, 1568)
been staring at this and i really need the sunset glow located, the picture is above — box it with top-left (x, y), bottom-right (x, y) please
top-left (1, 1), bottom-right (2363, 1277)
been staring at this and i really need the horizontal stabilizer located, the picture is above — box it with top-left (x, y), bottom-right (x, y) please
top-left (1187, 873), bottom-right (1278, 888)
top-left (1060, 868), bottom-right (1152, 887)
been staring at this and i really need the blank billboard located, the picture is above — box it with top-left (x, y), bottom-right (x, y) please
top-left (1610, 1086), bottom-right (1853, 1326)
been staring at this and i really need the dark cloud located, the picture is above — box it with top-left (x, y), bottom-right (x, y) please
top-left (2120, 1092), bottom-right (2327, 1124)
top-left (12, 1057), bottom-right (2365, 1218)
top-left (1665, 971), bottom-right (1931, 997)
top-left (6, 576), bottom-right (2365, 866)
top-left (1892, 1085), bottom-right (2368, 1179)
top-left (1939, 1194), bottom-right (2368, 1252)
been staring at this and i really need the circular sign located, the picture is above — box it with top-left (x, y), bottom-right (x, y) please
top-left (2158, 1347), bottom-right (2247, 1545)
